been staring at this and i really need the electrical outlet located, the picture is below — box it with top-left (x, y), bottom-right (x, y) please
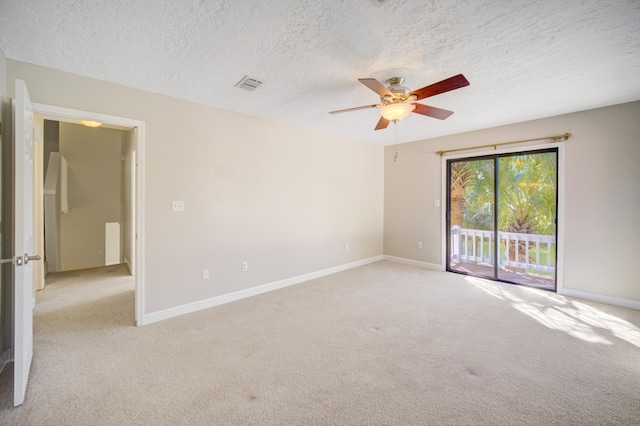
top-left (202, 269), bottom-right (209, 280)
top-left (434, 199), bottom-right (440, 208)
top-left (172, 200), bottom-right (184, 212)
top-left (242, 261), bottom-right (248, 272)
top-left (345, 243), bottom-right (350, 251)
top-left (418, 242), bottom-right (423, 249)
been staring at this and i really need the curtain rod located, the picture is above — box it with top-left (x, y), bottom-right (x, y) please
top-left (436, 132), bottom-right (572, 156)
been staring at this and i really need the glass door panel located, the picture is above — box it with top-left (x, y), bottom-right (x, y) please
top-left (447, 158), bottom-right (495, 279)
top-left (497, 152), bottom-right (557, 290)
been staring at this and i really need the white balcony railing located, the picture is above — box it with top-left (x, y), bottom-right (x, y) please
top-left (450, 225), bottom-right (556, 273)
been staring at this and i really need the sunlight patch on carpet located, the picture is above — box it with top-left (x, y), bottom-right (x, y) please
top-left (465, 276), bottom-right (640, 347)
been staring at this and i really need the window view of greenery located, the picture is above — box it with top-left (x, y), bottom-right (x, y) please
top-left (498, 153), bottom-right (557, 238)
top-left (449, 151), bottom-right (557, 289)
top-left (450, 159), bottom-right (494, 231)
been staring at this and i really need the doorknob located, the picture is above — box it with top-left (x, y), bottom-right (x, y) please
top-left (24, 254), bottom-right (41, 265)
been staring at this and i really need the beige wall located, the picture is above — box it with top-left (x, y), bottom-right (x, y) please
top-left (59, 123), bottom-right (125, 270)
top-left (384, 101), bottom-right (640, 303)
top-left (6, 60), bottom-right (384, 314)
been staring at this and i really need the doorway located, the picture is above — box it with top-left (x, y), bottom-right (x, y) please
top-left (446, 148), bottom-right (558, 291)
top-left (32, 102), bottom-right (146, 325)
top-left (41, 121), bottom-right (133, 273)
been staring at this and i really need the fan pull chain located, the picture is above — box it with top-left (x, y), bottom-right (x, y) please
top-left (394, 120), bottom-right (398, 145)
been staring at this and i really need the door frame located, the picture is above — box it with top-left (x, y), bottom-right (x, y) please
top-left (441, 142), bottom-right (565, 295)
top-left (32, 102), bottom-right (146, 326)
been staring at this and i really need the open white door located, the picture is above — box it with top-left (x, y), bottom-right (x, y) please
top-left (13, 79), bottom-right (39, 406)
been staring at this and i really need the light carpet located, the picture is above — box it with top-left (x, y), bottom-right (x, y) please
top-left (0, 261), bottom-right (639, 425)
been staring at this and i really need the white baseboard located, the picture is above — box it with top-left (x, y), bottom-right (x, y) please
top-left (0, 348), bottom-right (13, 374)
top-left (124, 257), bottom-right (134, 276)
top-left (142, 255), bottom-right (384, 325)
top-left (561, 288), bottom-right (640, 311)
top-left (383, 255), bottom-right (444, 271)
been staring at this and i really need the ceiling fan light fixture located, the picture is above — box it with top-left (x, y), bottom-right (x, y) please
top-left (379, 103), bottom-right (415, 122)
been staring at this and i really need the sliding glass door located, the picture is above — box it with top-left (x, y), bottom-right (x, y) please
top-left (446, 149), bottom-right (558, 291)
top-left (447, 158), bottom-right (495, 279)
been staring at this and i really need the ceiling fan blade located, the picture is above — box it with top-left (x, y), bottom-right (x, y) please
top-left (329, 104), bottom-right (379, 114)
top-left (409, 74), bottom-right (470, 101)
top-left (359, 78), bottom-right (393, 97)
top-left (412, 103), bottom-right (455, 120)
top-left (375, 117), bottom-right (390, 131)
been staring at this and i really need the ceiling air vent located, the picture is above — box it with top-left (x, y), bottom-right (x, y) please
top-left (235, 76), bottom-right (263, 91)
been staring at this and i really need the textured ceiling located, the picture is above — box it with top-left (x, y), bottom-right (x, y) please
top-left (2, 0), bottom-right (640, 144)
